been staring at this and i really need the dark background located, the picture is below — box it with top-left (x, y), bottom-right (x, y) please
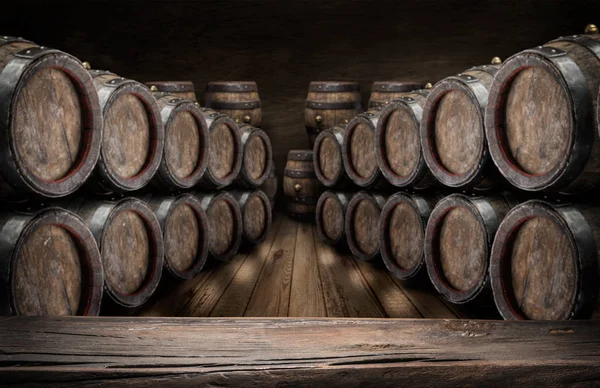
top-left (3, 0), bottom-right (599, 191)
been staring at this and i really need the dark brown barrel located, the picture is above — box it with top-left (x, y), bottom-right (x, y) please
top-left (0, 37), bottom-right (102, 200)
top-left (197, 192), bottom-right (243, 262)
top-left (316, 191), bottom-right (353, 246)
top-left (368, 81), bottom-right (423, 109)
top-left (144, 194), bottom-right (209, 281)
top-left (231, 190), bottom-right (272, 246)
top-left (342, 109), bottom-right (388, 188)
top-left (70, 197), bottom-right (164, 309)
top-left (421, 61), bottom-right (501, 190)
top-left (150, 94), bottom-right (209, 190)
top-left (305, 81), bottom-right (363, 148)
top-left (236, 124), bottom-right (273, 187)
top-left (376, 90), bottom-right (437, 189)
top-left (379, 192), bottom-right (441, 281)
top-left (89, 70), bottom-right (164, 193)
top-left (345, 192), bottom-right (387, 261)
top-left (198, 108), bottom-right (243, 188)
top-left (490, 200), bottom-right (599, 320)
top-left (486, 32), bottom-right (600, 193)
top-left (146, 81), bottom-right (198, 101)
top-left (0, 207), bottom-right (103, 316)
top-left (260, 167), bottom-right (277, 209)
top-left (424, 193), bottom-right (516, 304)
top-left (313, 125), bottom-right (349, 188)
top-left (283, 150), bottom-right (324, 222)
top-left (204, 81), bottom-right (262, 127)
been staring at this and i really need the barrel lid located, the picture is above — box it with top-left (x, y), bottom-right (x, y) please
top-left (288, 149), bottom-right (313, 161)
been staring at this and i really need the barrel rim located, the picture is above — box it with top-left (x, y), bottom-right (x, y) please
top-left (420, 77), bottom-right (490, 189)
top-left (424, 194), bottom-right (495, 304)
top-left (379, 192), bottom-right (429, 281)
top-left (239, 127), bottom-right (273, 187)
top-left (162, 194), bottom-right (209, 280)
top-left (342, 113), bottom-right (381, 187)
top-left (489, 200), bottom-right (596, 320)
top-left (96, 79), bottom-right (165, 193)
top-left (484, 50), bottom-right (588, 192)
top-left (313, 128), bottom-right (346, 187)
top-left (156, 98), bottom-right (209, 189)
top-left (0, 49), bottom-right (103, 198)
top-left (344, 191), bottom-right (385, 261)
top-left (10, 207), bottom-right (104, 316)
top-left (316, 190), bottom-right (349, 246)
top-left (145, 81), bottom-right (195, 93)
top-left (99, 198), bottom-right (164, 308)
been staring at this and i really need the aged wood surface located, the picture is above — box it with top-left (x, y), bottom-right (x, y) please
top-left (204, 81), bottom-right (262, 127)
top-left (0, 317), bottom-right (599, 386)
top-left (165, 110), bottom-right (201, 180)
top-left (164, 203), bottom-right (200, 273)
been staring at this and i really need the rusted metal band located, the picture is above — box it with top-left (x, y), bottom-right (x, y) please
top-left (290, 196), bottom-right (318, 205)
top-left (205, 100), bottom-right (261, 110)
top-left (287, 150), bottom-right (313, 161)
top-left (305, 101), bottom-right (362, 110)
top-left (206, 83), bottom-right (258, 92)
top-left (147, 81), bottom-right (195, 93)
top-left (308, 83), bottom-right (359, 92)
top-left (284, 169), bottom-right (316, 178)
top-left (371, 82), bottom-right (422, 92)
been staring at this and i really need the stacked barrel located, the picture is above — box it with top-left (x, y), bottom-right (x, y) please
top-left (0, 36), bottom-right (275, 316)
top-left (312, 24), bottom-right (600, 320)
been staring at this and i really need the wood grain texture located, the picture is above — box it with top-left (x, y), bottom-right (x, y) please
top-left (383, 107), bottom-right (419, 177)
top-left (320, 194), bottom-right (345, 243)
top-left (209, 121), bottom-right (236, 179)
top-left (3, 317), bottom-right (598, 386)
top-left (204, 81), bottom-right (262, 126)
top-left (165, 110), bottom-right (201, 179)
top-left (349, 121), bottom-right (377, 179)
top-left (388, 201), bottom-right (424, 271)
top-left (389, 277), bottom-right (458, 319)
top-left (207, 198), bottom-right (235, 256)
top-left (164, 203), bottom-right (200, 273)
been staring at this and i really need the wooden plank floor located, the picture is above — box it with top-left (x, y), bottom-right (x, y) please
top-left (139, 214), bottom-right (499, 318)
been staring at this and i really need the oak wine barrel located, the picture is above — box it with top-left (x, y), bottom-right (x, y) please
top-left (0, 37), bottom-right (102, 200)
top-left (486, 29), bottom-right (600, 193)
top-left (490, 200), bottom-right (599, 320)
top-left (283, 150), bottom-right (324, 222)
top-left (146, 81), bottom-right (198, 101)
top-left (424, 193), bottom-right (516, 304)
top-left (368, 81), bottom-right (423, 109)
top-left (342, 109), bottom-right (388, 188)
top-left (313, 125), bottom-right (349, 188)
top-left (204, 81), bottom-right (262, 127)
top-left (89, 70), bottom-right (164, 193)
top-left (345, 191), bottom-right (387, 261)
top-left (236, 124), bottom-right (273, 187)
top-left (305, 81), bottom-right (362, 148)
top-left (231, 190), bottom-right (272, 246)
top-left (421, 59), bottom-right (502, 190)
top-left (144, 194), bottom-right (209, 281)
top-left (379, 192), bottom-right (441, 281)
top-left (0, 207), bottom-right (103, 316)
top-left (151, 93), bottom-right (209, 190)
top-left (70, 197), bottom-right (164, 309)
top-left (260, 166), bottom-right (277, 208)
top-left (198, 108), bottom-right (243, 188)
top-left (316, 191), bottom-right (353, 247)
top-left (197, 192), bottom-right (243, 262)
top-left (376, 89), bottom-right (437, 189)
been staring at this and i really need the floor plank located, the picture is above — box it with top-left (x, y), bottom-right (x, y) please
top-left (210, 215), bottom-right (283, 317)
top-left (244, 216), bottom-right (298, 316)
top-left (389, 276), bottom-right (458, 319)
top-left (288, 224), bottom-right (327, 317)
top-left (353, 258), bottom-right (422, 318)
top-left (313, 228), bottom-right (386, 318)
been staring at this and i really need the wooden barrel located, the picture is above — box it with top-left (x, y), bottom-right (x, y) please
top-left (305, 81), bottom-right (362, 148)
top-left (345, 192), bottom-right (387, 261)
top-left (313, 125), bottom-right (349, 188)
top-left (197, 192), bottom-right (243, 262)
top-left (236, 124), bottom-right (273, 187)
top-left (231, 190), bottom-right (272, 246)
top-left (421, 60), bottom-right (502, 190)
top-left (145, 81), bottom-right (197, 101)
top-left (342, 109), bottom-right (388, 188)
top-left (204, 81), bottom-right (262, 127)
top-left (89, 70), bottom-right (164, 193)
top-left (0, 207), bottom-right (103, 316)
top-left (198, 108), bottom-right (243, 188)
top-left (70, 197), bottom-right (164, 309)
top-left (368, 81), bottom-right (423, 109)
top-left (491, 200), bottom-right (600, 320)
top-left (283, 150), bottom-right (324, 222)
top-left (424, 193), bottom-right (516, 304)
top-left (260, 167), bottom-right (277, 209)
top-left (316, 191), bottom-right (353, 246)
top-left (379, 192), bottom-right (441, 281)
top-left (144, 194), bottom-right (209, 281)
top-left (151, 93), bottom-right (209, 190)
top-left (0, 37), bottom-right (102, 200)
top-left (376, 90), bottom-right (437, 190)
top-left (485, 31), bottom-right (600, 194)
